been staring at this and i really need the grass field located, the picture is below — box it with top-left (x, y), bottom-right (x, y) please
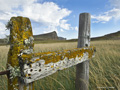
top-left (0, 40), bottom-right (120, 90)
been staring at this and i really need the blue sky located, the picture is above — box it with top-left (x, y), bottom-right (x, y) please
top-left (0, 0), bottom-right (120, 39)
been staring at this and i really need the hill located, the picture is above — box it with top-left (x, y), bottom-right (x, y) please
top-left (0, 31), bottom-right (66, 45)
top-left (91, 31), bottom-right (120, 40)
top-left (68, 30), bottom-right (120, 42)
top-left (33, 31), bottom-right (66, 41)
top-left (33, 31), bottom-right (58, 41)
top-left (0, 30), bottom-right (120, 45)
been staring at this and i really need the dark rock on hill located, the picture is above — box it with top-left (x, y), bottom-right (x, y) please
top-left (33, 31), bottom-right (67, 41)
top-left (33, 31), bottom-right (58, 41)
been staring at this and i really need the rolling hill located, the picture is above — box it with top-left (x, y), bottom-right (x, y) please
top-left (91, 30), bottom-right (120, 41)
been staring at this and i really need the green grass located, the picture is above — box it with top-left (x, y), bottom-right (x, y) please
top-left (0, 40), bottom-right (120, 90)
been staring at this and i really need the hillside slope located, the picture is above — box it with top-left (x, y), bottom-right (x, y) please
top-left (68, 30), bottom-right (120, 42)
top-left (91, 31), bottom-right (120, 40)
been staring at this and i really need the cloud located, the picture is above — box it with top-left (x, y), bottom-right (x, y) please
top-left (92, 8), bottom-right (120, 23)
top-left (0, 0), bottom-right (37, 12)
top-left (0, 0), bottom-right (71, 38)
top-left (75, 26), bottom-right (78, 31)
top-left (59, 20), bottom-right (71, 30)
top-left (0, 12), bottom-right (17, 21)
top-left (109, 0), bottom-right (120, 8)
top-left (0, 22), bottom-right (6, 38)
top-left (60, 29), bottom-right (64, 32)
top-left (91, 15), bottom-right (112, 23)
top-left (19, 2), bottom-right (71, 26)
top-left (92, 0), bottom-right (120, 23)
top-left (43, 25), bottom-right (58, 34)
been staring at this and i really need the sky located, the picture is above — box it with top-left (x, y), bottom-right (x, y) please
top-left (0, 0), bottom-right (120, 39)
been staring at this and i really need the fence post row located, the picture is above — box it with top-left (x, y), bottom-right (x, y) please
top-left (0, 13), bottom-right (95, 90)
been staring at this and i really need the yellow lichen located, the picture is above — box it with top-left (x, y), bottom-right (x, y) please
top-left (7, 16), bottom-right (34, 90)
top-left (51, 65), bottom-right (54, 68)
top-left (21, 46), bottom-right (96, 65)
top-left (6, 16), bottom-right (96, 90)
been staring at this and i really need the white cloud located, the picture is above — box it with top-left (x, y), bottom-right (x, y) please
top-left (0, 22), bottom-right (6, 38)
top-left (91, 15), bottom-right (112, 23)
top-left (60, 29), bottom-right (64, 32)
top-left (0, 0), bottom-right (37, 12)
top-left (20, 2), bottom-right (71, 26)
top-left (109, 0), bottom-right (120, 8)
top-left (92, 0), bottom-right (120, 23)
top-left (0, 0), bottom-right (72, 38)
top-left (43, 25), bottom-right (58, 34)
top-left (106, 8), bottom-right (120, 21)
top-left (59, 20), bottom-right (71, 30)
top-left (92, 8), bottom-right (120, 23)
top-left (0, 12), bottom-right (17, 21)
top-left (75, 26), bottom-right (78, 31)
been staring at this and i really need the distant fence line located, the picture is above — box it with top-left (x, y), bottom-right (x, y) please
top-left (0, 13), bottom-right (96, 90)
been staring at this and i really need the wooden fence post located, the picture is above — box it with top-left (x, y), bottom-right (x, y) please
top-left (0, 14), bottom-right (95, 90)
top-left (75, 13), bottom-right (91, 90)
top-left (6, 16), bottom-right (34, 90)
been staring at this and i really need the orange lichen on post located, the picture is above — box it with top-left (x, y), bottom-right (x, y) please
top-left (7, 16), bottom-right (34, 90)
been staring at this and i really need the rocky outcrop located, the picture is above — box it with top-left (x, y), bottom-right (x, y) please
top-left (33, 31), bottom-right (58, 40)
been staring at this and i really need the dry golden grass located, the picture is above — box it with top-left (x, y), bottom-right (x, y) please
top-left (0, 40), bottom-right (120, 90)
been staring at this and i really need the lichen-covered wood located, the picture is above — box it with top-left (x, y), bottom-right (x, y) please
top-left (6, 16), bottom-right (34, 90)
top-left (6, 15), bottom-right (95, 90)
top-left (20, 46), bottom-right (95, 64)
top-left (19, 46), bottom-right (96, 84)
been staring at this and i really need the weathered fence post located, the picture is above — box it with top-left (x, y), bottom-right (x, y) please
top-left (75, 13), bottom-right (91, 90)
top-left (0, 14), bottom-right (95, 90)
top-left (6, 16), bottom-right (34, 90)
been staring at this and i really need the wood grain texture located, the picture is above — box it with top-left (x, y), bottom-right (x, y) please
top-left (21, 47), bottom-right (95, 84)
top-left (75, 13), bottom-right (91, 90)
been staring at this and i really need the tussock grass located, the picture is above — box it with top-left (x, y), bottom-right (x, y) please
top-left (0, 40), bottom-right (119, 90)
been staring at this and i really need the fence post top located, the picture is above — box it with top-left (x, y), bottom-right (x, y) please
top-left (79, 13), bottom-right (91, 16)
